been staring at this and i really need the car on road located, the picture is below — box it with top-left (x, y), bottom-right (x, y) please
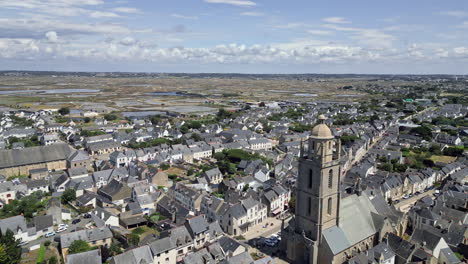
top-left (83, 213), bottom-right (92, 219)
top-left (264, 239), bottom-right (278, 247)
top-left (58, 224), bottom-right (68, 229)
top-left (72, 219), bottom-right (81, 225)
top-left (45, 231), bottom-right (56, 238)
top-left (57, 226), bottom-right (67, 233)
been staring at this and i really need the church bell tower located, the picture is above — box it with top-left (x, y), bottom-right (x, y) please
top-left (295, 114), bottom-right (341, 242)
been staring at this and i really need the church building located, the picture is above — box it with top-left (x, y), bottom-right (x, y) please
top-left (281, 115), bottom-right (403, 264)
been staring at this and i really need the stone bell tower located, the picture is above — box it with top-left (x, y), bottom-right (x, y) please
top-left (283, 115), bottom-right (342, 264)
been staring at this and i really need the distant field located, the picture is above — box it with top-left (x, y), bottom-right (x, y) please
top-left (0, 75), bottom-right (374, 113)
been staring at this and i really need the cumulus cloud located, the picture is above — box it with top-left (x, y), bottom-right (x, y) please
top-left (204, 0), bottom-right (256, 7)
top-left (322, 17), bottom-right (351, 24)
top-left (45, 31), bottom-right (58, 42)
top-left (119, 37), bottom-right (136, 46)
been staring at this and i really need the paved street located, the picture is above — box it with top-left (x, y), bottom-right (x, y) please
top-left (394, 189), bottom-right (435, 212)
top-left (22, 215), bottom-right (93, 250)
top-left (243, 217), bottom-right (283, 240)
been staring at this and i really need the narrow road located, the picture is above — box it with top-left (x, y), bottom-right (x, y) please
top-left (394, 189), bottom-right (435, 213)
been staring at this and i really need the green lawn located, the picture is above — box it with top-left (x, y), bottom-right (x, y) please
top-left (36, 244), bottom-right (45, 264)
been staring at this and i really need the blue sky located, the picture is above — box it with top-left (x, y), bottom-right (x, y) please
top-left (1, 0), bottom-right (468, 74)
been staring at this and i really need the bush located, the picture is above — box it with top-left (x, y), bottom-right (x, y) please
top-left (68, 240), bottom-right (91, 254)
top-left (44, 240), bottom-right (51, 247)
top-left (58, 107), bottom-right (70, 116)
top-left (104, 114), bottom-right (118, 121)
top-left (48, 256), bottom-right (58, 264)
top-left (443, 147), bottom-right (464, 157)
top-left (159, 163), bottom-right (170, 171)
top-left (128, 233), bottom-right (140, 246)
top-left (61, 188), bottom-right (76, 204)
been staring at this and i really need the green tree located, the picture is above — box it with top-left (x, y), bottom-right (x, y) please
top-left (61, 188), bottom-right (76, 204)
top-left (409, 125), bottom-right (432, 141)
top-left (104, 114), bottom-right (118, 121)
top-left (83, 117), bottom-right (91, 123)
top-left (379, 163), bottom-right (393, 172)
top-left (68, 240), bottom-right (91, 254)
top-left (190, 133), bottom-right (202, 142)
top-left (0, 229), bottom-right (21, 264)
top-left (128, 233), bottom-right (139, 246)
top-left (108, 242), bottom-right (122, 256)
top-left (443, 147), bottom-right (464, 157)
top-left (150, 115), bottom-right (161, 125)
top-left (58, 107), bottom-right (70, 116)
top-left (0, 244), bottom-right (7, 264)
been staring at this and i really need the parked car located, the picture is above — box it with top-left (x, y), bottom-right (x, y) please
top-left (58, 224), bottom-right (68, 229)
top-left (56, 226), bottom-right (67, 233)
top-left (264, 239), bottom-right (277, 247)
top-left (72, 219), bottom-right (81, 225)
top-left (18, 241), bottom-right (28, 247)
top-left (45, 231), bottom-right (56, 238)
top-left (83, 213), bottom-right (92, 219)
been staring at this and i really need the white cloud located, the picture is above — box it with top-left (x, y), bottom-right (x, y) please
top-left (323, 24), bottom-right (395, 49)
top-left (322, 17), bottom-right (350, 24)
top-left (274, 23), bottom-right (307, 29)
top-left (45, 31), bottom-right (58, 42)
top-left (240, 12), bottom-right (264, 17)
top-left (203, 0), bottom-right (256, 7)
top-left (119, 37), bottom-right (136, 46)
top-left (171, 14), bottom-right (199, 20)
top-left (112, 7), bottom-right (141, 14)
top-left (440, 11), bottom-right (468, 18)
top-left (89, 11), bottom-right (120, 18)
top-left (307, 30), bottom-right (334, 36)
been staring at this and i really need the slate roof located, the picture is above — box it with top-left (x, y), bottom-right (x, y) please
top-left (219, 251), bottom-right (254, 264)
top-left (218, 236), bottom-right (244, 255)
top-left (0, 143), bottom-right (72, 168)
top-left (323, 194), bottom-right (378, 255)
top-left (410, 228), bottom-right (443, 251)
top-left (111, 245), bottom-right (153, 264)
top-left (67, 150), bottom-right (89, 162)
top-left (0, 215), bottom-right (28, 234)
top-left (34, 215), bottom-right (53, 231)
top-left (98, 179), bottom-right (131, 201)
top-left (148, 237), bottom-right (176, 255)
top-left (67, 249), bottom-right (101, 264)
top-left (186, 215), bottom-right (209, 235)
top-left (60, 226), bottom-right (113, 248)
top-left (183, 248), bottom-right (215, 264)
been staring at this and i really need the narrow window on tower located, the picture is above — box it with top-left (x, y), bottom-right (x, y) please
top-left (309, 169), bottom-right (313, 188)
top-left (308, 197), bottom-right (312, 215)
top-left (327, 197), bottom-right (332, 215)
top-left (328, 169), bottom-right (333, 188)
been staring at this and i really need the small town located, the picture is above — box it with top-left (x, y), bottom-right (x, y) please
top-left (1, 1), bottom-right (468, 263)
top-left (0, 73), bottom-right (466, 264)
